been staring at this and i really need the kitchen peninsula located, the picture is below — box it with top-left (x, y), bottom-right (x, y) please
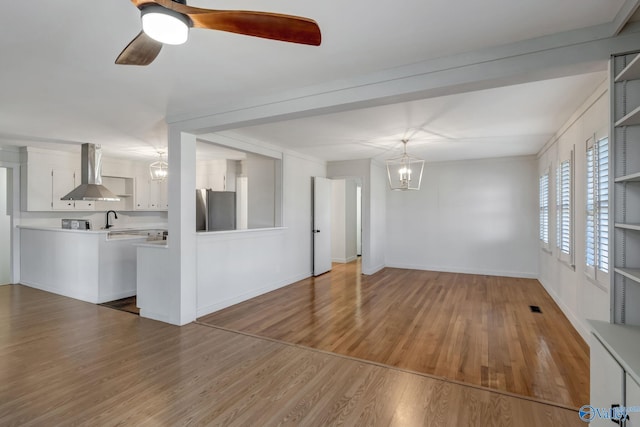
top-left (18, 226), bottom-right (163, 304)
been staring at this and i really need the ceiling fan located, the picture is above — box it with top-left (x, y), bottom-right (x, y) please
top-left (116, 0), bottom-right (321, 66)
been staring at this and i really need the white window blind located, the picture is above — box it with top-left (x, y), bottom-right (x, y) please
top-left (556, 159), bottom-right (572, 257)
top-left (539, 172), bottom-right (550, 246)
top-left (586, 137), bottom-right (609, 277)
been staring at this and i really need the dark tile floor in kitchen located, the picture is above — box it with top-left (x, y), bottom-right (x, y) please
top-left (99, 296), bottom-right (139, 315)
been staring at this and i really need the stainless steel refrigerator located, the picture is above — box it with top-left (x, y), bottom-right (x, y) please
top-left (196, 189), bottom-right (236, 231)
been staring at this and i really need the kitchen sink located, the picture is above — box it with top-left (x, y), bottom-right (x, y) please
top-left (107, 229), bottom-right (167, 241)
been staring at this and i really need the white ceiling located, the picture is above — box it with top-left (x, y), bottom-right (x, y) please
top-left (0, 0), bottom-right (629, 162)
top-left (221, 72), bottom-right (607, 162)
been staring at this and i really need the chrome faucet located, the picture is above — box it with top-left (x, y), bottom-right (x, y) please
top-left (105, 210), bottom-right (118, 229)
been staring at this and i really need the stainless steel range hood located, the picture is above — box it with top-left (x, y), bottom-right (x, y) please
top-left (61, 143), bottom-right (120, 201)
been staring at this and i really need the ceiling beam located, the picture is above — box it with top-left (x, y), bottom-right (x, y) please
top-left (610, 0), bottom-right (640, 35)
top-left (168, 25), bottom-right (640, 136)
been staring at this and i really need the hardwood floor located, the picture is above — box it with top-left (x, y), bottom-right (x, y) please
top-left (0, 284), bottom-right (584, 426)
top-left (199, 261), bottom-right (589, 409)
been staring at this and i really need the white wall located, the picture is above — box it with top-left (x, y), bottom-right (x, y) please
top-left (369, 162), bottom-right (387, 272)
top-left (246, 153), bottom-right (276, 229)
top-left (537, 80), bottom-right (610, 341)
top-left (0, 168), bottom-right (11, 284)
top-left (331, 179), bottom-right (357, 263)
top-left (386, 155), bottom-right (538, 278)
top-left (331, 180), bottom-right (346, 262)
top-left (196, 152), bottom-right (325, 316)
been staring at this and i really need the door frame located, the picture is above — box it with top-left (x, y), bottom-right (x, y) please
top-left (0, 161), bottom-right (21, 285)
top-left (325, 175), bottom-right (364, 268)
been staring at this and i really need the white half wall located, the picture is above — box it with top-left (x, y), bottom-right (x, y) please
top-left (537, 80), bottom-right (610, 341)
top-left (196, 152), bottom-right (325, 316)
top-left (385, 155), bottom-right (538, 278)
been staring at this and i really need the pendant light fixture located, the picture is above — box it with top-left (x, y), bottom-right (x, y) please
top-left (386, 139), bottom-right (424, 191)
top-left (149, 151), bottom-right (168, 181)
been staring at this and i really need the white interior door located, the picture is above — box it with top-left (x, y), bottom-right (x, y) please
top-left (313, 177), bottom-right (332, 276)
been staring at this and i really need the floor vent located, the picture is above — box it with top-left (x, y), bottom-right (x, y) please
top-left (529, 305), bottom-right (542, 313)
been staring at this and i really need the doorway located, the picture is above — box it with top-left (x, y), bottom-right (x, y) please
top-left (313, 177), bottom-right (363, 276)
top-left (0, 167), bottom-right (12, 285)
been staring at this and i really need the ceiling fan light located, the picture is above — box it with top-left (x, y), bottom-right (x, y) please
top-left (141, 5), bottom-right (190, 45)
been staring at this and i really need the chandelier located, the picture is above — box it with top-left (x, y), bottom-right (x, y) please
top-left (149, 151), bottom-right (168, 181)
top-left (385, 139), bottom-right (424, 190)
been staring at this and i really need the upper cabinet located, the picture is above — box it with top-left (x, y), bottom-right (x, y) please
top-left (51, 169), bottom-right (95, 211)
top-left (135, 176), bottom-right (168, 211)
top-left (20, 147), bottom-right (162, 212)
top-left (21, 149), bottom-right (95, 211)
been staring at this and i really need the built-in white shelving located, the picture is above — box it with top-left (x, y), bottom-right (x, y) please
top-left (615, 105), bottom-right (640, 127)
top-left (615, 223), bottom-right (640, 231)
top-left (615, 171), bottom-right (640, 182)
top-left (615, 53), bottom-right (640, 82)
top-left (615, 267), bottom-right (640, 285)
top-left (613, 51), bottom-right (640, 328)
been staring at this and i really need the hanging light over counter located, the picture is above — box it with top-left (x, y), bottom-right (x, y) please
top-left (386, 139), bottom-right (424, 190)
top-left (149, 151), bottom-right (168, 181)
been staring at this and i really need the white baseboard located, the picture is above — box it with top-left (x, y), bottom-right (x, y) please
top-left (362, 263), bottom-right (385, 275)
top-left (140, 309), bottom-right (172, 324)
top-left (384, 262), bottom-right (538, 279)
top-left (332, 255), bottom-right (358, 264)
top-left (537, 277), bottom-right (591, 343)
top-left (20, 280), bottom-right (99, 304)
top-left (196, 271), bottom-right (312, 318)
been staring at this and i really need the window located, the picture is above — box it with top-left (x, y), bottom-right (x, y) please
top-left (556, 155), bottom-right (573, 264)
top-left (195, 140), bottom-right (283, 232)
top-left (586, 137), bottom-right (609, 279)
top-left (539, 171), bottom-right (550, 248)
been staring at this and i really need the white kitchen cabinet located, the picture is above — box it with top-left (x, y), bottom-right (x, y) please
top-left (590, 320), bottom-right (640, 426)
top-left (51, 169), bottom-right (95, 211)
top-left (135, 177), bottom-right (167, 211)
top-left (22, 164), bottom-right (95, 211)
top-left (590, 334), bottom-right (625, 426)
top-left (21, 164), bottom-right (52, 211)
top-left (196, 159), bottom-right (227, 190)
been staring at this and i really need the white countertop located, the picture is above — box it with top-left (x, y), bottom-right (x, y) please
top-left (17, 225), bottom-right (166, 241)
top-left (135, 240), bottom-right (168, 248)
top-left (589, 319), bottom-right (640, 385)
top-left (17, 225), bottom-right (108, 234)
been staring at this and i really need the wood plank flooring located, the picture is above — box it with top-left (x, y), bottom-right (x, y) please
top-left (0, 285), bottom-right (584, 426)
top-left (199, 261), bottom-right (590, 409)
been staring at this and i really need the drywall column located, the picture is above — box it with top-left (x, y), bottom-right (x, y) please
top-left (0, 151), bottom-right (21, 284)
top-left (167, 130), bottom-right (197, 325)
top-left (0, 168), bottom-right (10, 284)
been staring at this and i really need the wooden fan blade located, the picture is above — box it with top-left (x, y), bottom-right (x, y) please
top-left (115, 31), bottom-right (163, 65)
top-left (130, 0), bottom-right (321, 46)
top-left (189, 11), bottom-right (321, 46)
